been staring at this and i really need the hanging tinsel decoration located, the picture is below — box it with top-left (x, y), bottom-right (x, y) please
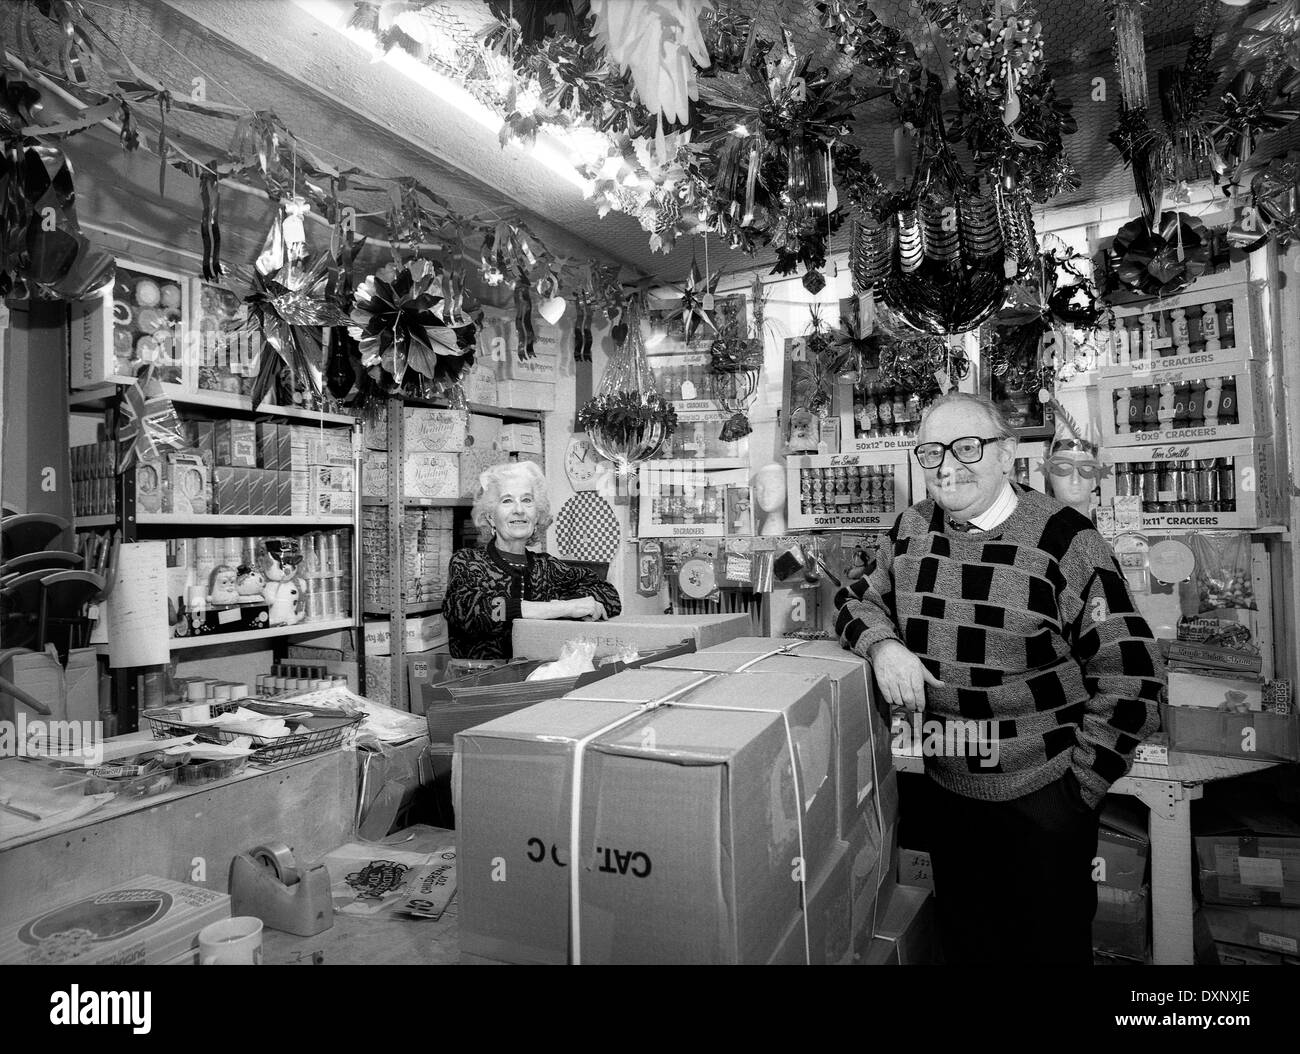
top-left (513, 267), bottom-right (536, 359)
top-left (1111, 1), bottom-right (1150, 112)
top-left (578, 300), bottom-right (679, 474)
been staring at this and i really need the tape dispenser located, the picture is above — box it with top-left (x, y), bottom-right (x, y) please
top-left (229, 842), bottom-right (334, 937)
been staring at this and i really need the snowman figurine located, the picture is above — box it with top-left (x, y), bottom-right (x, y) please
top-left (259, 539), bottom-right (305, 625)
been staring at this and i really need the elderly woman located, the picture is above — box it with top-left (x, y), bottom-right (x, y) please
top-left (445, 460), bottom-right (621, 660)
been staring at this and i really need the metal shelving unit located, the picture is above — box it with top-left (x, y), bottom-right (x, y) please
top-left (363, 393), bottom-right (545, 709)
top-left (70, 383), bottom-right (363, 731)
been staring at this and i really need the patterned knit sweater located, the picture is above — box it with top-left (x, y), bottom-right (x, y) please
top-left (445, 540), bottom-right (622, 660)
top-left (835, 487), bottom-right (1164, 807)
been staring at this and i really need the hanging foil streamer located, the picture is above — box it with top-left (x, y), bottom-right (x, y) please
top-left (199, 173), bottom-right (222, 281)
top-left (513, 268), bottom-right (536, 360)
top-left (1111, 1), bottom-right (1150, 112)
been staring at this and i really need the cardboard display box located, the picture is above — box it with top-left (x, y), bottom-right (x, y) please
top-left (405, 408), bottom-right (468, 453)
top-left (69, 258), bottom-right (192, 391)
top-left (1100, 283), bottom-right (1253, 378)
top-left (0, 875), bottom-right (229, 965)
top-left (496, 422), bottom-right (543, 456)
top-left (637, 459), bottom-right (752, 539)
top-left (512, 612), bottom-right (751, 661)
top-left (455, 667), bottom-right (837, 963)
top-left (1098, 437), bottom-right (1280, 530)
top-left (649, 636), bottom-right (888, 840)
top-left (654, 411), bottom-right (751, 461)
top-left (786, 449), bottom-right (911, 531)
top-left (1167, 669), bottom-right (1264, 712)
top-left (1100, 360), bottom-right (1268, 448)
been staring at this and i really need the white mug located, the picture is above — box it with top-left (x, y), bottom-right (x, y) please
top-left (198, 916), bottom-right (264, 965)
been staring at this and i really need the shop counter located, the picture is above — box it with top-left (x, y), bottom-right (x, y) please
top-left (0, 733), bottom-right (358, 928)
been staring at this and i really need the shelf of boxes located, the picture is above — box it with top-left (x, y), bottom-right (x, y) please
top-left (361, 497), bottom-right (473, 508)
top-left (134, 513), bottom-right (354, 527)
top-left (67, 384), bottom-right (357, 425)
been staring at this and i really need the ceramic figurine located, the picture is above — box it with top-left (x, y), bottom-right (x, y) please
top-left (236, 566), bottom-right (266, 600)
top-left (207, 564), bottom-right (240, 606)
top-left (267, 578), bottom-right (305, 626)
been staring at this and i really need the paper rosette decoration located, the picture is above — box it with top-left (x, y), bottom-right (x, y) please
top-left (116, 363), bottom-right (189, 472)
top-left (348, 260), bottom-right (476, 387)
top-left (1111, 212), bottom-right (1211, 299)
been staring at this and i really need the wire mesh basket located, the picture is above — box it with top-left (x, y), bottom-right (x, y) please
top-left (141, 704), bottom-right (362, 764)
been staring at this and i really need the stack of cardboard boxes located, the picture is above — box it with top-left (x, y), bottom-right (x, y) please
top-left (1197, 799), bottom-right (1300, 964)
top-left (1092, 804), bottom-right (1152, 961)
top-left (455, 634), bottom-right (917, 964)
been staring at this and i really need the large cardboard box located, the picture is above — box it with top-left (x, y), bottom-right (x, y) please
top-left (767, 840), bottom-right (853, 965)
top-left (649, 636), bottom-right (887, 840)
top-left (455, 667), bottom-right (836, 963)
top-left (861, 883), bottom-right (937, 965)
top-left (512, 613), bottom-right (751, 661)
top-left (0, 875), bottom-right (229, 964)
top-left (406, 408), bottom-right (468, 453)
top-left (1201, 903), bottom-right (1300, 957)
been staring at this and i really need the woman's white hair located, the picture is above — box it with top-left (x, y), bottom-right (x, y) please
top-left (472, 459), bottom-right (553, 543)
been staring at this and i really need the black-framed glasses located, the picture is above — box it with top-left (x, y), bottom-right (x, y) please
top-left (913, 435), bottom-right (1005, 470)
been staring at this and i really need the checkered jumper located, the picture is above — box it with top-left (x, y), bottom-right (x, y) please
top-left (835, 487), bottom-right (1164, 808)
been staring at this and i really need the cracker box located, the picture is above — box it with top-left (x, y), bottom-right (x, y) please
top-left (1100, 283), bottom-right (1254, 378)
top-left (456, 667), bottom-right (836, 963)
top-left (0, 875), bottom-right (230, 964)
top-left (1100, 360), bottom-right (1268, 447)
top-left (1098, 437), bottom-right (1280, 530)
top-left (69, 259), bottom-right (192, 391)
top-left (637, 459), bottom-right (751, 538)
top-left (787, 450), bottom-right (911, 530)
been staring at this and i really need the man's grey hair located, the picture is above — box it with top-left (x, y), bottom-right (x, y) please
top-left (471, 459), bottom-right (552, 543)
top-left (919, 391), bottom-right (1018, 442)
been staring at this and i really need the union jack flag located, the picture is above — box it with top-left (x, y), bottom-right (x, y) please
top-left (117, 363), bottom-right (187, 471)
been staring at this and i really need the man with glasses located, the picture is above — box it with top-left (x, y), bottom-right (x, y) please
top-left (835, 391), bottom-right (1163, 964)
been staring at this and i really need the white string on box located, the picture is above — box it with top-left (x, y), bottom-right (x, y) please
top-left (565, 673), bottom-right (717, 965)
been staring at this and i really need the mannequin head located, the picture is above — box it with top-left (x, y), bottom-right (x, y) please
top-left (753, 463), bottom-right (787, 536)
top-left (1045, 437), bottom-right (1102, 516)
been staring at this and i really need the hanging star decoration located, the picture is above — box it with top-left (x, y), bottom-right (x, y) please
top-left (678, 254), bottom-right (721, 343)
top-left (348, 258), bottom-right (475, 387)
top-left (116, 363), bottom-right (189, 472)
